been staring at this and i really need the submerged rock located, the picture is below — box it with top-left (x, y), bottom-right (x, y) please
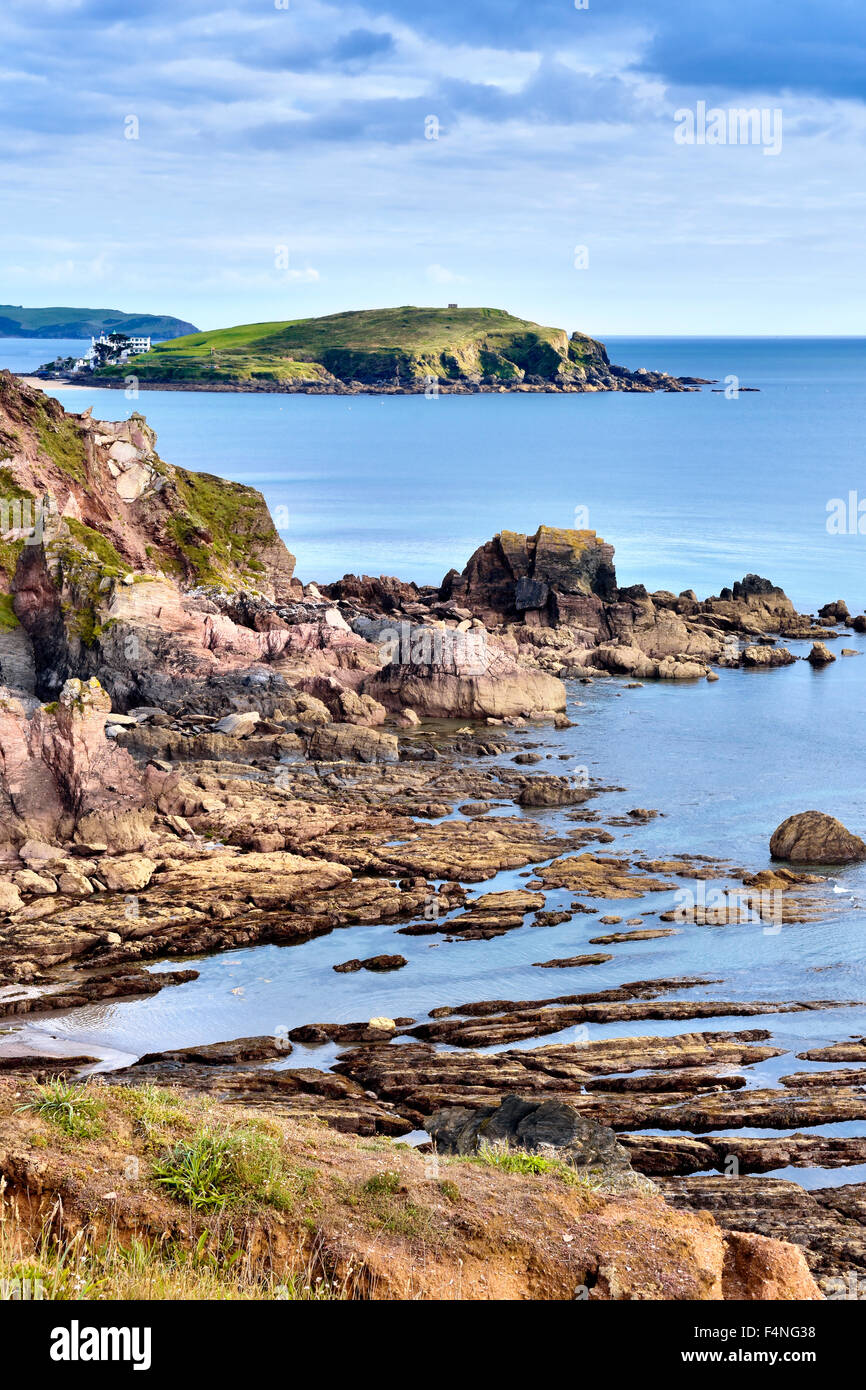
top-left (333, 954), bottom-right (407, 973)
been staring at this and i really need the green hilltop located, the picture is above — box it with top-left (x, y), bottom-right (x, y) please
top-left (93, 306), bottom-right (613, 388)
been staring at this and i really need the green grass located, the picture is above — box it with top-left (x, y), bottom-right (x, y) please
top-left (166, 469), bottom-right (279, 587)
top-left (64, 518), bottom-right (125, 573)
top-left (33, 401), bottom-right (88, 483)
top-left (123, 1083), bottom-right (189, 1145)
top-left (151, 1127), bottom-right (312, 1213)
top-left (470, 1143), bottom-right (603, 1188)
top-left (350, 1169), bottom-right (436, 1240)
top-left (152, 1134), bottom-right (236, 1210)
top-left (93, 306), bottom-right (606, 387)
top-left (0, 1229), bottom-right (345, 1301)
top-left (147, 307), bottom-right (555, 356)
top-left (0, 466), bottom-right (33, 503)
top-left (361, 1169), bottom-right (401, 1197)
top-left (0, 592), bottom-right (19, 629)
top-left (0, 469), bottom-right (34, 584)
top-left (48, 520), bottom-right (128, 647)
top-left (16, 1078), bottom-right (104, 1139)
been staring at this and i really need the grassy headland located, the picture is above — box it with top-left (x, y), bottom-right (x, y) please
top-left (92, 305), bottom-right (614, 389)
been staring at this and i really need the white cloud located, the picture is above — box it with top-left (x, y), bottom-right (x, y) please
top-left (425, 263), bottom-right (467, 284)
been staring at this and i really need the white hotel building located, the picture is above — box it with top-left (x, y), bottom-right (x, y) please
top-left (75, 333), bottom-right (152, 370)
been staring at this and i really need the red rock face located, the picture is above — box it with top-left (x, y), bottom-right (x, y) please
top-left (0, 692), bottom-right (67, 842)
top-left (0, 678), bottom-right (146, 846)
top-left (38, 677), bottom-right (146, 820)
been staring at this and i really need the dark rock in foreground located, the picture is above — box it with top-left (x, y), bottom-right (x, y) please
top-left (427, 1093), bottom-right (654, 1193)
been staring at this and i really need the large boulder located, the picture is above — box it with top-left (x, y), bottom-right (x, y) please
top-left (807, 642), bottom-right (836, 666)
top-left (770, 811), bottom-right (866, 864)
top-left (426, 1094), bottom-right (654, 1194)
top-left (366, 666), bottom-right (566, 720)
top-left (818, 600), bottom-right (850, 624)
top-left (308, 722), bottom-right (399, 764)
top-left (517, 776), bottom-right (590, 807)
top-left (441, 526), bottom-right (616, 627)
top-left (362, 621), bottom-right (566, 719)
top-left (742, 645), bottom-right (796, 668)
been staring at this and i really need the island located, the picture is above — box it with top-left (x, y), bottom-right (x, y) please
top-left (73, 305), bottom-right (706, 394)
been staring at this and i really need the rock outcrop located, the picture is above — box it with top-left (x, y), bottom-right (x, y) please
top-left (808, 641), bottom-right (836, 665)
top-left (438, 528), bottom-right (830, 682)
top-left (0, 372), bottom-right (296, 603)
top-left (363, 633), bottom-right (567, 719)
top-left (427, 1094), bottom-right (655, 1193)
top-left (440, 526), bottom-right (617, 628)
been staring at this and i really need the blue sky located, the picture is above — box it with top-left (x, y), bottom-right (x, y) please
top-left (2, 0), bottom-right (864, 334)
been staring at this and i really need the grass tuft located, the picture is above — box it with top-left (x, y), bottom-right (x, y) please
top-left (15, 1078), bottom-right (103, 1139)
top-left (152, 1127), bottom-right (312, 1213)
top-left (471, 1142), bottom-right (603, 1189)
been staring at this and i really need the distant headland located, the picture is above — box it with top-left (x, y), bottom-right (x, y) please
top-left (0, 305), bottom-right (198, 340)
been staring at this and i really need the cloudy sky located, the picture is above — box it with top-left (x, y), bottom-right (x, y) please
top-left (2, 0), bottom-right (864, 333)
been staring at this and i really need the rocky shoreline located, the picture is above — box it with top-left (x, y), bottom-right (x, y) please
top-left (25, 371), bottom-right (714, 396)
top-left (1, 371), bottom-right (865, 1297)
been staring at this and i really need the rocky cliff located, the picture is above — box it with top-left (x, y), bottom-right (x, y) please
top-left (0, 373), bottom-right (298, 702)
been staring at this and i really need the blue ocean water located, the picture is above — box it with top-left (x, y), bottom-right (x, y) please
top-left (29, 335), bottom-right (866, 613)
top-left (5, 338), bottom-right (866, 1183)
top-left (0, 338), bottom-right (89, 372)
